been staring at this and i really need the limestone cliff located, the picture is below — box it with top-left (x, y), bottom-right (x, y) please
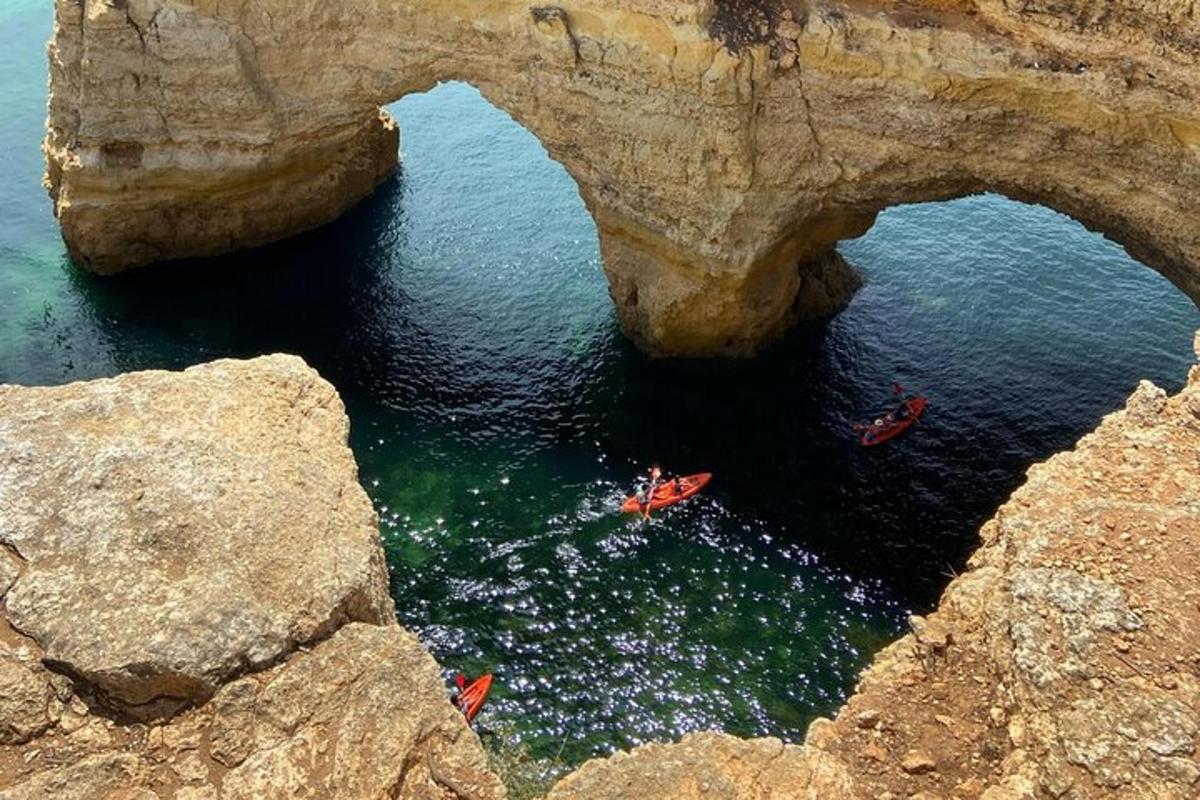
top-left (546, 334), bottom-right (1200, 799)
top-left (45, 1), bottom-right (1200, 356)
top-left (0, 357), bottom-right (503, 799)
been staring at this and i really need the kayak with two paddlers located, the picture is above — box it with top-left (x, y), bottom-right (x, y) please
top-left (621, 468), bottom-right (712, 517)
top-left (854, 383), bottom-right (927, 447)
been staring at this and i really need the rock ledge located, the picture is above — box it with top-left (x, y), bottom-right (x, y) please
top-left (0, 356), bottom-right (503, 799)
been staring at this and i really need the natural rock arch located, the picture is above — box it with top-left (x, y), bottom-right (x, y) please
top-left (46, 0), bottom-right (1200, 356)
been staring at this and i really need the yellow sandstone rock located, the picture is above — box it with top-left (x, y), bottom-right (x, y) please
top-left (44, 1), bottom-right (1200, 355)
top-left (0, 357), bottom-right (502, 799)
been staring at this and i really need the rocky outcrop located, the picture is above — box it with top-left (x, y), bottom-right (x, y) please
top-left (45, 1), bottom-right (1200, 356)
top-left (547, 731), bottom-right (857, 798)
top-left (550, 333), bottom-right (1200, 798)
top-left (0, 356), bottom-right (394, 715)
top-left (0, 357), bottom-right (503, 799)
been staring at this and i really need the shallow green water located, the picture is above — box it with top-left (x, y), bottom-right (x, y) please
top-left (2, 0), bottom-right (1197, 763)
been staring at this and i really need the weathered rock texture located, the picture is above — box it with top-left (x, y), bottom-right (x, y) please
top-left (0, 356), bottom-right (504, 799)
top-left (547, 731), bottom-right (857, 798)
top-left (547, 335), bottom-right (1200, 798)
top-left (46, 1), bottom-right (1200, 356)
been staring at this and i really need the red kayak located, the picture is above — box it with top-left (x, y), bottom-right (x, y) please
top-left (858, 397), bottom-right (927, 446)
top-left (456, 674), bottom-right (493, 724)
top-left (621, 473), bottom-right (712, 513)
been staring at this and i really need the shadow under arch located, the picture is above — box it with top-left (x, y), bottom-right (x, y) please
top-left (59, 80), bottom-right (615, 432)
top-left (596, 192), bottom-right (1200, 606)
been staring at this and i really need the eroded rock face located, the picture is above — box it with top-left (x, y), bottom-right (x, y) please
top-left (0, 356), bottom-right (395, 714)
top-left (0, 356), bottom-right (501, 798)
top-left (0, 649), bottom-right (58, 747)
top-left (206, 623), bottom-right (501, 800)
top-left (549, 342), bottom-right (1200, 797)
top-left (46, 1), bottom-right (1200, 356)
top-left (0, 625), bottom-right (503, 799)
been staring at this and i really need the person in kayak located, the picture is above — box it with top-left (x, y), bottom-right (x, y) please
top-left (637, 466), bottom-right (664, 521)
top-left (893, 384), bottom-right (925, 424)
top-left (634, 485), bottom-right (649, 509)
top-left (449, 673), bottom-right (466, 711)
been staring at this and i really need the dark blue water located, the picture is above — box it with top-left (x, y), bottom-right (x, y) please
top-left (2, 1), bottom-right (1197, 763)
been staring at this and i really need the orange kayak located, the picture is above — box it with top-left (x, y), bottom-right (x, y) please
top-left (621, 473), bottom-right (712, 513)
top-left (457, 674), bottom-right (493, 724)
top-left (859, 397), bottom-right (927, 446)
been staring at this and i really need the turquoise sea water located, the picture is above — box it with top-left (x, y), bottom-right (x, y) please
top-left (2, 2), bottom-right (1197, 763)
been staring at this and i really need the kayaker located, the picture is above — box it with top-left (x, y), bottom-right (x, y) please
top-left (449, 673), bottom-right (466, 710)
top-left (638, 466), bottom-right (664, 520)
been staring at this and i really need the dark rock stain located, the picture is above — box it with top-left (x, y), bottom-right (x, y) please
top-left (708, 0), bottom-right (782, 52)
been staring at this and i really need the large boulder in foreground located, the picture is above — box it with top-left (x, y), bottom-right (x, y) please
top-left (0, 356), bottom-right (394, 714)
top-left (0, 356), bottom-right (503, 798)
